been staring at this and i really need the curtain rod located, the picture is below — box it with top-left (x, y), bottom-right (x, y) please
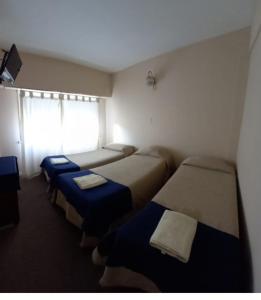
top-left (20, 90), bottom-right (99, 103)
top-left (18, 88), bottom-right (100, 102)
top-left (18, 87), bottom-right (99, 99)
top-left (0, 85), bottom-right (100, 99)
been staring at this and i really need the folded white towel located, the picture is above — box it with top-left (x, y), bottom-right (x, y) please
top-left (73, 174), bottom-right (107, 190)
top-left (50, 157), bottom-right (69, 165)
top-left (150, 210), bottom-right (197, 263)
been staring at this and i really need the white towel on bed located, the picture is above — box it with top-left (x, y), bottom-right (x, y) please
top-left (73, 174), bottom-right (107, 190)
top-left (150, 210), bottom-right (197, 263)
top-left (50, 157), bottom-right (69, 164)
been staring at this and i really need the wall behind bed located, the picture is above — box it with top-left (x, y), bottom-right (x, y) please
top-left (106, 28), bottom-right (250, 165)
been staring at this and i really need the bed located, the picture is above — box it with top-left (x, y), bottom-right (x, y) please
top-left (53, 146), bottom-right (174, 246)
top-left (94, 156), bottom-right (240, 292)
top-left (40, 143), bottom-right (136, 183)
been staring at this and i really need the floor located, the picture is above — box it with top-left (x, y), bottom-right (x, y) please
top-left (0, 175), bottom-right (105, 292)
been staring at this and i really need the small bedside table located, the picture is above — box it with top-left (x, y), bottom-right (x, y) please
top-left (0, 156), bottom-right (20, 228)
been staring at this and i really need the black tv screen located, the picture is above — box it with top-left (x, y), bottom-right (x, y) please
top-left (0, 44), bottom-right (22, 84)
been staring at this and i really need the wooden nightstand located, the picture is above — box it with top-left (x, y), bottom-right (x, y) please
top-left (0, 156), bottom-right (20, 228)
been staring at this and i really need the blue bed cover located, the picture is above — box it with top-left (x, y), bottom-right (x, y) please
top-left (40, 155), bottom-right (80, 181)
top-left (55, 170), bottom-right (132, 237)
top-left (98, 201), bottom-right (241, 292)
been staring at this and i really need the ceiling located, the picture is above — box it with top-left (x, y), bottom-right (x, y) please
top-left (0, 0), bottom-right (256, 73)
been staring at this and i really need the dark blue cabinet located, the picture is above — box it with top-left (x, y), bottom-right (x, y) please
top-left (0, 156), bottom-right (20, 227)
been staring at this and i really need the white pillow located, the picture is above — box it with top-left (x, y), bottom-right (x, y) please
top-left (135, 146), bottom-right (162, 158)
top-left (103, 143), bottom-right (135, 156)
top-left (182, 156), bottom-right (234, 174)
top-left (135, 146), bottom-right (174, 172)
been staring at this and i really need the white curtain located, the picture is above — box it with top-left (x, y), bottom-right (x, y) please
top-left (62, 100), bottom-right (99, 154)
top-left (20, 91), bottom-right (101, 177)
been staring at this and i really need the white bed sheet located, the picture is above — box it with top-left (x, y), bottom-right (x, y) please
top-left (98, 157), bottom-right (239, 291)
top-left (55, 152), bottom-right (173, 234)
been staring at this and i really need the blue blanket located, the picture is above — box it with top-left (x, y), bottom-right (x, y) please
top-left (98, 202), bottom-right (241, 292)
top-left (55, 170), bottom-right (132, 237)
top-left (40, 155), bottom-right (80, 182)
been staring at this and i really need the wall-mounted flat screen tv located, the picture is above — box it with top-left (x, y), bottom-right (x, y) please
top-left (0, 44), bottom-right (22, 84)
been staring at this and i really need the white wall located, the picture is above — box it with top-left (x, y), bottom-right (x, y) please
top-left (106, 29), bottom-right (250, 165)
top-left (0, 87), bottom-right (22, 168)
top-left (237, 0), bottom-right (261, 292)
top-left (13, 52), bottom-right (112, 97)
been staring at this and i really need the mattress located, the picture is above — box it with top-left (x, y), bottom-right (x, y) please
top-left (96, 156), bottom-right (239, 292)
top-left (91, 153), bottom-right (172, 208)
top-left (66, 148), bottom-right (126, 169)
top-left (153, 159), bottom-right (238, 238)
top-left (54, 149), bottom-right (173, 239)
top-left (42, 145), bottom-right (135, 182)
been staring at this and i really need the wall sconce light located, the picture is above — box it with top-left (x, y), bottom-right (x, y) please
top-left (146, 70), bottom-right (156, 89)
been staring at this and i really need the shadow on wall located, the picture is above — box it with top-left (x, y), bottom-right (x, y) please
top-left (154, 55), bottom-right (174, 84)
top-left (111, 122), bottom-right (189, 168)
top-left (236, 175), bottom-right (253, 292)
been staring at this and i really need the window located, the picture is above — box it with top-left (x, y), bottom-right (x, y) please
top-left (20, 90), bottom-right (102, 177)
